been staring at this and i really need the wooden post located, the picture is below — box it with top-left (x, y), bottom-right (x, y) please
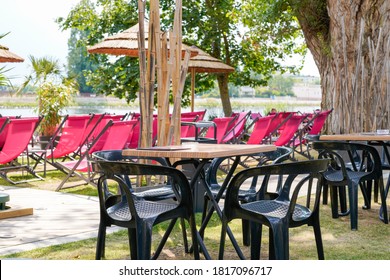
top-left (137, 0), bottom-right (148, 148)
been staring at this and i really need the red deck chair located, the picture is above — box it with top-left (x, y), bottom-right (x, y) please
top-left (46, 115), bottom-right (91, 161)
top-left (57, 120), bottom-right (137, 190)
top-left (246, 115), bottom-right (276, 144)
top-left (75, 113), bottom-right (108, 156)
top-left (291, 108), bottom-right (333, 158)
top-left (220, 111), bottom-right (251, 144)
top-left (273, 114), bottom-right (307, 146)
top-left (80, 113), bottom-right (128, 150)
top-left (180, 116), bottom-right (200, 138)
top-left (0, 117), bottom-right (43, 184)
top-left (181, 110), bottom-right (207, 121)
top-left (262, 112), bottom-right (294, 143)
top-left (204, 117), bottom-right (235, 144)
top-left (127, 117), bottom-right (157, 148)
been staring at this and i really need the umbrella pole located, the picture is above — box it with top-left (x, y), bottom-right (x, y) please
top-left (191, 68), bottom-right (195, 112)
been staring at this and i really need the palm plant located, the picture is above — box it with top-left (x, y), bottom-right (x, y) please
top-left (0, 66), bottom-right (11, 87)
top-left (18, 56), bottom-right (77, 136)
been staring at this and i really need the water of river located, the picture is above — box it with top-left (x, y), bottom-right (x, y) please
top-left (1, 105), bottom-right (319, 120)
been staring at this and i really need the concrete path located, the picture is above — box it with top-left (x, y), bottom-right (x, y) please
top-left (0, 186), bottom-right (118, 256)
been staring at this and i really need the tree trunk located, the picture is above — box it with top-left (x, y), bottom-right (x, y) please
top-left (217, 74), bottom-right (233, 116)
top-left (296, 0), bottom-right (389, 133)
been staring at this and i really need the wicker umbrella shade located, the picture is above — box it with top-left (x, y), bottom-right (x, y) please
top-left (87, 22), bottom-right (197, 57)
top-left (188, 47), bottom-right (234, 73)
top-left (0, 44), bottom-right (24, 63)
top-left (188, 47), bottom-right (234, 111)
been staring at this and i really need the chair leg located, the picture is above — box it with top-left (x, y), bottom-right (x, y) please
top-left (128, 228), bottom-right (137, 260)
top-left (312, 218), bottom-right (324, 260)
top-left (330, 186), bottom-right (339, 218)
top-left (242, 219), bottom-right (250, 246)
top-left (250, 222), bottom-right (262, 260)
top-left (95, 224), bottom-right (106, 260)
top-left (379, 178), bottom-right (389, 224)
top-left (137, 223), bottom-right (153, 260)
top-left (348, 182), bottom-right (359, 230)
top-left (152, 218), bottom-right (177, 259)
top-left (218, 219), bottom-right (228, 260)
top-left (338, 186), bottom-right (348, 215)
top-left (188, 214), bottom-right (200, 260)
top-left (268, 228), bottom-right (275, 259)
top-left (373, 179), bottom-right (379, 203)
top-left (322, 185), bottom-right (329, 205)
top-left (200, 196), bottom-right (210, 240)
top-left (269, 222), bottom-right (289, 260)
top-left (180, 218), bottom-right (189, 253)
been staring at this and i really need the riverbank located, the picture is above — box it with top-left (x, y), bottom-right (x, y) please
top-left (0, 94), bottom-right (321, 118)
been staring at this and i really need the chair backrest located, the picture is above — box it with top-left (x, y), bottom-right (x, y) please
top-left (221, 111), bottom-right (251, 144)
top-left (223, 159), bottom-right (329, 217)
top-left (93, 160), bottom-right (194, 218)
top-left (0, 117), bottom-right (40, 164)
top-left (47, 115), bottom-right (91, 159)
top-left (91, 120), bottom-right (137, 153)
top-left (274, 114), bottom-right (306, 146)
top-left (246, 115), bottom-right (275, 144)
top-left (205, 117), bottom-right (235, 143)
top-left (307, 109), bottom-right (333, 136)
top-left (312, 141), bottom-right (383, 180)
top-left (206, 147), bottom-right (293, 188)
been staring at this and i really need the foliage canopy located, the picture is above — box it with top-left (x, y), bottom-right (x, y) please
top-left (57, 0), bottom-right (306, 106)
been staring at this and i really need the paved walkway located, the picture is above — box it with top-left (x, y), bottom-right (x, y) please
top-left (0, 186), bottom-right (118, 256)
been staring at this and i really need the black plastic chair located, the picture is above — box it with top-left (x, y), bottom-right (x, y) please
top-left (219, 159), bottom-right (329, 260)
top-left (202, 147), bottom-right (293, 246)
top-left (367, 140), bottom-right (390, 204)
top-left (91, 154), bottom-right (199, 260)
top-left (312, 141), bottom-right (388, 230)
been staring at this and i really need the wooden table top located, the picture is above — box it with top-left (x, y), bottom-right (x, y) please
top-left (122, 143), bottom-right (276, 159)
top-left (320, 133), bottom-right (390, 141)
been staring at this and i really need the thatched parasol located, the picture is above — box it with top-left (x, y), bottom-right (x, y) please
top-left (188, 47), bottom-right (234, 111)
top-left (0, 44), bottom-right (24, 63)
top-left (87, 22), bottom-right (197, 58)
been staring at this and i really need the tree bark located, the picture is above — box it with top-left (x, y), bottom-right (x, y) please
top-left (217, 74), bottom-right (233, 116)
top-left (295, 0), bottom-right (389, 133)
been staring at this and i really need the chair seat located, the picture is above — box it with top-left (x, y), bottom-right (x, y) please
top-left (133, 187), bottom-right (175, 200)
top-left (242, 200), bottom-right (312, 221)
top-left (107, 200), bottom-right (177, 221)
top-left (209, 185), bottom-right (257, 200)
top-left (323, 170), bottom-right (369, 182)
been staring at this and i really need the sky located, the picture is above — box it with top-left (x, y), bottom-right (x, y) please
top-left (1, 0), bottom-right (319, 86)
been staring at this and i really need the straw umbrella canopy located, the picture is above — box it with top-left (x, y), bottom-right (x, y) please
top-left (188, 47), bottom-right (235, 111)
top-left (87, 22), bottom-right (197, 58)
top-left (0, 44), bottom-right (24, 63)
